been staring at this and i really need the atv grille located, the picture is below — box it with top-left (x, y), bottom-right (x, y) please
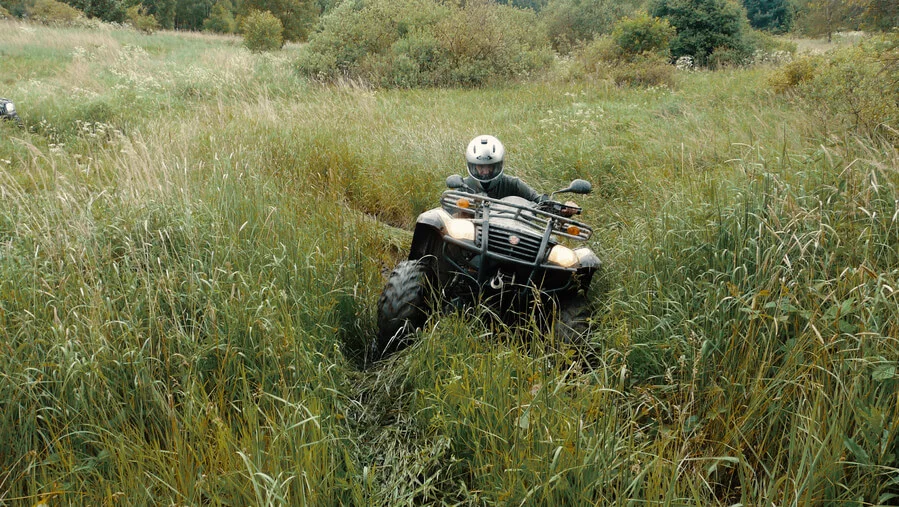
top-left (478, 226), bottom-right (542, 263)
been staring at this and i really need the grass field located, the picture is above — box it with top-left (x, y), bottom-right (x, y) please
top-left (1, 19), bottom-right (897, 506)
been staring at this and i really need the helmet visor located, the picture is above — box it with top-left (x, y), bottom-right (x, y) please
top-left (468, 162), bottom-right (502, 182)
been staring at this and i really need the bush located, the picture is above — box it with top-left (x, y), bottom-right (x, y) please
top-left (540, 0), bottom-right (641, 54)
top-left (610, 52), bottom-right (675, 86)
top-left (126, 4), bottom-right (159, 33)
top-left (649, 0), bottom-right (755, 67)
top-left (298, 0), bottom-right (552, 87)
top-left (767, 55), bottom-right (819, 93)
top-left (65, 0), bottom-right (126, 22)
top-left (28, 0), bottom-right (83, 24)
top-left (242, 0), bottom-right (317, 42)
top-left (203, 0), bottom-right (236, 33)
top-left (793, 34), bottom-right (899, 141)
top-left (611, 10), bottom-right (675, 59)
top-left (241, 9), bottom-right (283, 51)
top-left (0, 5), bottom-right (11, 18)
top-left (567, 14), bottom-right (675, 87)
top-left (708, 45), bottom-right (750, 68)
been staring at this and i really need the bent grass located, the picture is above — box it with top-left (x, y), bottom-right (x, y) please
top-left (1, 22), bottom-right (897, 505)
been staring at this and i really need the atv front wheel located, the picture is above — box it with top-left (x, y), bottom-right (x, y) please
top-left (373, 259), bottom-right (435, 360)
top-left (554, 294), bottom-right (593, 345)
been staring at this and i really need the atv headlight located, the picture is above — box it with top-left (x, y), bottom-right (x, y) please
top-left (445, 219), bottom-right (475, 241)
top-left (547, 245), bottom-right (578, 268)
top-left (3, 102), bottom-right (14, 114)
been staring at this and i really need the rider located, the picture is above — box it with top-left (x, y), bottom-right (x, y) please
top-left (463, 135), bottom-right (578, 216)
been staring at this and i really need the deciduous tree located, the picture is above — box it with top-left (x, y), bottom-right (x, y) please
top-left (795, 0), bottom-right (860, 40)
top-left (203, 0), bottom-right (235, 32)
top-left (176, 0), bottom-right (215, 29)
top-left (855, 0), bottom-right (899, 32)
top-left (242, 0), bottom-right (317, 41)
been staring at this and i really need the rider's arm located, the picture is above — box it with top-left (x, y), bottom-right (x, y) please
top-left (502, 176), bottom-right (543, 202)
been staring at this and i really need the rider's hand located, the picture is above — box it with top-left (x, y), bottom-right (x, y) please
top-left (561, 201), bottom-right (579, 217)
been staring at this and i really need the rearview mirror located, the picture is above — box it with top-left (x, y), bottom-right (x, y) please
top-left (562, 179), bottom-right (592, 195)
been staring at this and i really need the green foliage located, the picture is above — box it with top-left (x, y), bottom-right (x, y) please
top-left (741, 0), bottom-right (794, 33)
top-left (794, 0), bottom-right (862, 40)
top-left (856, 0), bottom-right (899, 32)
top-left (567, 14), bottom-right (675, 87)
top-left (144, 0), bottom-right (177, 28)
top-left (175, 0), bottom-right (215, 30)
top-left (767, 54), bottom-right (818, 92)
top-left (496, 0), bottom-right (546, 11)
top-left (649, 0), bottom-right (755, 67)
top-left (569, 37), bottom-right (676, 87)
top-left (0, 4), bottom-right (11, 16)
top-left (609, 51), bottom-right (675, 86)
top-left (298, 0), bottom-right (552, 87)
top-left (791, 33), bottom-right (899, 141)
top-left (126, 4), bottom-right (160, 32)
top-left (1, 0), bottom-right (28, 17)
top-left (203, 0), bottom-right (236, 32)
top-left (28, 0), bottom-right (83, 24)
top-left (241, 8), bottom-right (283, 51)
top-left (242, 0), bottom-right (318, 42)
top-left (539, 0), bottom-right (641, 53)
top-left (63, 0), bottom-right (126, 22)
top-left (611, 10), bottom-right (676, 58)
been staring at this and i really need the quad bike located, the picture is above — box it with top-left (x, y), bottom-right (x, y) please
top-left (373, 175), bottom-right (600, 360)
top-left (0, 98), bottom-right (22, 126)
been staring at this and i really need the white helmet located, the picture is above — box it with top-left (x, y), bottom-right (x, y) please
top-left (466, 135), bottom-right (505, 185)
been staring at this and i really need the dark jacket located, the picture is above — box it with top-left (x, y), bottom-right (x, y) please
top-left (462, 174), bottom-right (545, 202)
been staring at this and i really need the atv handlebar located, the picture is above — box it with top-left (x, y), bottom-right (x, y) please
top-left (537, 199), bottom-right (581, 216)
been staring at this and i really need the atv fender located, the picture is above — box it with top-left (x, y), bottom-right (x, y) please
top-left (574, 247), bottom-right (601, 270)
top-left (409, 208), bottom-right (452, 260)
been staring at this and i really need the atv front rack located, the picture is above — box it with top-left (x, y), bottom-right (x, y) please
top-left (440, 190), bottom-right (593, 242)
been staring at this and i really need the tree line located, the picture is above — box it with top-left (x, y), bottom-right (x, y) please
top-left (1, 0), bottom-right (896, 44)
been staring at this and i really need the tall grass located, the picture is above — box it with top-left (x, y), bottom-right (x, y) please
top-left (1, 20), bottom-right (897, 505)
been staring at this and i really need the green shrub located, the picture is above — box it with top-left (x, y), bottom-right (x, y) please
top-left (241, 9), bottom-right (284, 51)
top-left (611, 10), bottom-right (675, 59)
top-left (767, 55), bottom-right (819, 93)
top-left (242, 0), bottom-right (317, 42)
top-left (610, 52), bottom-right (674, 86)
top-left (203, 0), bottom-right (236, 33)
top-left (707, 45), bottom-right (750, 68)
top-left (126, 4), bottom-right (159, 33)
top-left (28, 0), bottom-right (83, 24)
top-left (568, 14), bottom-right (675, 87)
top-left (0, 5), bottom-right (11, 18)
top-left (298, 0), bottom-right (552, 87)
top-left (794, 33), bottom-right (899, 141)
top-left (381, 30), bottom-right (448, 87)
top-left (540, 0), bottom-right (641, 54)
top-left (65, 0), bottom-right (126, 22)
top-left (649, 0), bottom-right (755, 67)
